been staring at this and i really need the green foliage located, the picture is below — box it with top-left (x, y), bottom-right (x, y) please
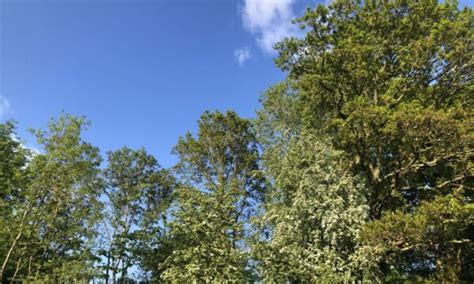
top-left (101, 147), bottom-right (174, 281)
top-left (252, 133), bottom-right (370, 282)
top-left (0, 121), bottom-right (31, 281)
top-left (257, 0), bottom-right (473, 281)
top-left (161, 185), bottom-right (249, 281)
top-left (1, 114), bottom-right (104, 282)
top-left (0, 121), bottom-right (29, 201)
top-left (361, 193), bottom-right (474, 281)
top-left (272, 0), bottom-right (473, 217)
top-left (159, 110), bottom-right (265, 281)
top-left (1, 1), bottom-right (472, 281)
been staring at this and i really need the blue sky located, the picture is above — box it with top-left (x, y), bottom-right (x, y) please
top-left (0, 0), bottom-right (472, 167)
top-left (0, 0), bottom-right (323, 167)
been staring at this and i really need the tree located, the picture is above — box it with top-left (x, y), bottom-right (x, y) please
top-left (258, 0), bottom-right (473, 280)
top-left (252, 133), bottom-right (370, 282)
top-left (1, 114), bottom-right (104, 282)
top-left (101, 147), bottom-right (174, 283)
top-left (274, 0), bottom-right (472, 217)
top-left (0, 121), bottom-right (30, 282)
top-left (160, 110), bottom-right (265, 281)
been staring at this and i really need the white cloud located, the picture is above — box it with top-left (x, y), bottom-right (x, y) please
top-left (241, 0), bottom-right (299, 53)
top-left (0, 96), bottom-right (10, 118)
top-left (15, 139), bottom-right (42, 156)
top-left (234, 47), bottom-right (251, 66)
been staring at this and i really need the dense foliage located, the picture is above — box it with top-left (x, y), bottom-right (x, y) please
top-left (1, 0), bottom-right (472, 282)
top-left (265, 0), bottom-right (473, 281)
top-left (159, 111), bottom-right (265, 281)
top-left (252, 134), bottom-right (370, 282)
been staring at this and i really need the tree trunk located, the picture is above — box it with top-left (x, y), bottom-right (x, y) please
top-left (12, 257), bottom-right (21, 280)
top-left (105, 251), bottom-right (111, 284)
top-left (0, 208), bottom-right (29, 282)
top-left (0, 231), bottom-right (21, 282)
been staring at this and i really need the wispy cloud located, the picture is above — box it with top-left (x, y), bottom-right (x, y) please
top-left (0, 96), bottom-right (10, 118)
top-left (234, 47), bottom-right (251, 66)
top-left (241, 0), bottom-right (299, 54)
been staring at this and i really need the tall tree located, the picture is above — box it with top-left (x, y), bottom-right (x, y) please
top-left (1, 114), bottom-right (104, 282)
top-left (258, 0), bottom-right (473, 280)
top-left (102, 147), bottom-right (174, 283)
top-left (160, 110), bottom-right (265, 281)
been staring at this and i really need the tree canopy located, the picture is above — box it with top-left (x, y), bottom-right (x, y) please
top-left (0, 0), bottom-right (472, 282)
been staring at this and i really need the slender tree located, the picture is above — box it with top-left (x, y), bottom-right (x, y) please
top-left (102, 147), bottom-right (174, 283)
top-left (1, 114), bottom-right (104, 282)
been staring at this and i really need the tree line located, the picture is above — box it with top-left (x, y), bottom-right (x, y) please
top-left (1, 0), bottom-right (472, 282)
